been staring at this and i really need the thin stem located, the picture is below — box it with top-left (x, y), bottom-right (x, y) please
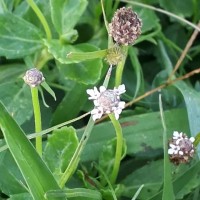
top-left (26, 0), bottom-right (52, 40)
top-left (0, 112), bottom-right (91, 153)
top-left (31, 87), bottom-right (42, 156)
top-left (58, 117), bottom-right (94, 188)
top-left (167, 21), bottom-right (200, 82)
top-left (100, 0), bottom-right (109, 33)
top-left (36, 49), bottom-right (53, 70)
top-left (109, 113), bottom-right (123, 184)
top-left (115, 46), bottom-right (128, 87)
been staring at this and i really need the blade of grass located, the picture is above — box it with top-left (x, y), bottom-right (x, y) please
top-left (45, 188), bottom-right (102, 199)
top-left (0, 101), bottom-right (63, 200)
top-left (159, 94), bottom-right (175, 200)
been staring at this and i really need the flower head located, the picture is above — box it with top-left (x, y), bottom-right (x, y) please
top-left (109, 7), bottom-right (142, 45)
top-left (23, 68), bottom-right (45, 87)
top-left (168, 131), bottom-right (195, 165)
top-left (105, 45), bottom-right (125, 65)
top-left (87, 84), bottom-right (126, 121)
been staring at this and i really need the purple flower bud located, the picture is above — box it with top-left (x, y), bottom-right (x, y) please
top-left (109, 7), bottom-right (142, 45)
top-left (23, 68), bottom-right (45, 87)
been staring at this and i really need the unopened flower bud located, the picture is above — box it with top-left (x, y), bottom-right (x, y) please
top-left (168, 131), bottom-right (195, 165)
top-left (23, 68), bottom-right (45, 87)
top-left (105, 45), bottom-right (125, 65)
top-left (109, 7), bottom-right (142, 45)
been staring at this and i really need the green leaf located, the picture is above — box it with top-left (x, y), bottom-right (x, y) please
top-left (45, 188), bottom-right (102, 200)
top-left (158, 40), bottom-right (200, 151)
top-left (41, 81), bottom-right (56, 101)
top-left (9, 193), bottom-right (32, 200)
top-left (0, 12), bottom-right (43, 59)
top-left (0, 64), bottom-right (26, 84)
top-left (134, 7), bottom-right (160, 33)
top-left (52, 83), bottom-right (88, 125)
top-left (43, 126), bottom-right (79, 181)
top-left (128, 47), bottom-right (144, 99)
top-left (175, 82), bottom-right (200, 152)
top-left (0, 80), bottom-right (33, 125)
top-left (78, 109), bottom-right (189, 162)
top-left (0, 101), bottom-right (63, 200)
top-left (99, 138), bottom-right (126, 182)
top-left (122, 160), bottom-right (163, 199)
top-left (57, 59), bottom-right (103, 85)
top-left (148, 161), bottom-right (200, 200)
top-left (0, 150), bottom-right (27, 196)
top-left (159, 0), bottom-right (193, 18)
top-left (50, 0), bottom-right (88, 35)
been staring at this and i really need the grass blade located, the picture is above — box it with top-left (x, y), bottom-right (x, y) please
top-left (159, 94), bottom-right (175, 200)
top-left (0, 101), bottom-right (63, 200)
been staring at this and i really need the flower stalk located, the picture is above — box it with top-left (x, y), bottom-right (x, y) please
top-left (115, 46), bottom-right (128, 87)
top-left (31, 87), bottom-right (42, 156)
top-left (109, 113), bottom-right (123, 184)
top-left (23, 68), bottom-right (45, 156)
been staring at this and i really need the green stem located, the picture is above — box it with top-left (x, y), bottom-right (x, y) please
top-left (59, 117), bottom-right (94, 188)
top-left (115, 46), bottom-right (128, 87)
top-left (26, 0), bottom-right (52, 40)
top-left (31, 87), bottom-right (42, 156)
top-left (109, 114), bottom-right (123, 184)
top-left (36, 49), bottom-right (53, 70)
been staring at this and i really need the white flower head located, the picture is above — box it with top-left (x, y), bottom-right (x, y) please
top-left (168, 131), bottom-right (195, 165)
top-left (86, 84), bottom-right (126, 121)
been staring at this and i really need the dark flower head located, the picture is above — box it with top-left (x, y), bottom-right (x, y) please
top-left (23, 68), bottom-right (45, 87)
top-left (109, 7), bottom-right (142, 45)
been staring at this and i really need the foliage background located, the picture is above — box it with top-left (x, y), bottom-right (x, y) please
top-left (0, 0), bottom-right (200, 199)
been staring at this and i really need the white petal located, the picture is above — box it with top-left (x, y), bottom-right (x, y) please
top-left (118, 101), bottom-right (125, 109)
top-left (179, 151), bottom-right (184, 155)
top-left (168, 149), bottom-right (174, 155)
top-left (173, 131), bottom-right (180, 138)
top-left (99, 86), bottom-right (106, 93)
top-left (86, 89), bottom-right (95, 96)
top-left (175, 139), bottom-right (181, 145)
top-left (92, 114), bottom-right (100, 121)
top-left (91, 108), bottom-right (103, 121)
top-left (114, 112), bottom-right (119, 120)
top-left (93, 87), bottom-right (99, 94)
top-left (117, 84), bottom-right (126, 94)
top-left (94, 100), bottom-right (99, 106)
top-left (189, 137), bottom-right (195, 143)
top-left (114, 107), bottom-right (122, 114)
top-left (169, 144), bottom-right (176, 149)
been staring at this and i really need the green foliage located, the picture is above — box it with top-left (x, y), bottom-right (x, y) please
top-left (0, 101), bottom-right (63, 200)
top-left (43, 126), bottom-right (78, 181)
top-left (0, 0), bottom-right (200, 199)
top-left (0, 12), bottom-right (43, 59)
